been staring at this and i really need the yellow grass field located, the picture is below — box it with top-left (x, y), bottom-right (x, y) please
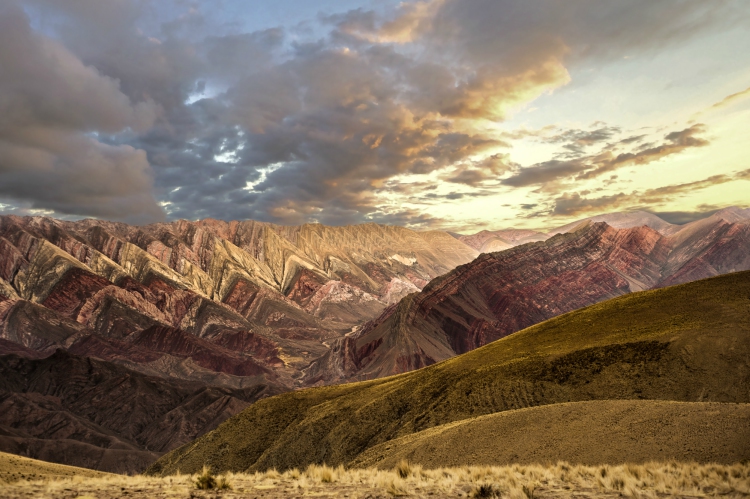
top-left (2, 459), bottom-right (749, 498)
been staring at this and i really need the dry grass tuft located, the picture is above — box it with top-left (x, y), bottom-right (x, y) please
top-left (2, 460), bottom-right (749, 498)
top-left (305, 463), bottom-right (337, 483)
top-left (193, 465), bottom-right (231, 490)
top-left (470, 483), bottom-right (501, 498)
top-left (395, 459), bottom-right (412, 478)
top-left (194, 465), bottom-right (216, 490)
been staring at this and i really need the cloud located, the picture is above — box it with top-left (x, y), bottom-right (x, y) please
top-left (443, 154), bottom-right (513, 186)
top-left (544, 126), bottom-right (621, 156)
top-left (550, 171), bottom-right (748, 217)
top-left (0, 1), bottom-right (163, 223)
top-left (708, 85), bottom-right (750, 111)
top-left (2, 0), bottom-right (745, 225)
top-left (328, 0), bottom-right (443, 44)
top-left (576, 124), bottom-right (710, 180)
top-left (502, 124), bottom-right (709, 188)
top-left (691, 84), bottom-right (750, 120)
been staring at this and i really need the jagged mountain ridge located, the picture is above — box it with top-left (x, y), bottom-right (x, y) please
top-left (455, 210), bottom-right (674, 253)
top-left (1, 208), bottom-right (749, 471)
top-left (148, 270), bottom-right (750, 475)
top-left (311, 211), bottom-right (750, 383)
top-left (0, 215), bottom-right (477, 471)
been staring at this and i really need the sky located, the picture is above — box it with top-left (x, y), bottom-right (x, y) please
top-left (0, 0), bottom-right (749, 232)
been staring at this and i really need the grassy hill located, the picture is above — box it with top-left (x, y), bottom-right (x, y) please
top-left (0, 451), bottom-right (110, 483)
top-left (148, 270), bottom-right (750, 475)
top-left (353, 400), bottom-right (750, 468)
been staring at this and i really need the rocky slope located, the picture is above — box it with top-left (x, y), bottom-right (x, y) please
top-left (0, 215), bottom-right (476, 471)
top-left (1, 207), bottom-right (749, 471)
top-left (0, 350), bottom-right (281, 473)
top-left (310, 211), bottom-right (750, 382)
top-left (147, 270), bottom-right (750, 474)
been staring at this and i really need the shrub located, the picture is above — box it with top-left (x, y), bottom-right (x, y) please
top-left (194, 466), bottom-right (231, 490)
top-left (194, 466), bottom-right (216, 490)
top-left (470, 483), bottom-right (500, 498)
top-left (522, 483), bottom-right (536, 499)
top-left (395, 460), bottom-right (412, 479)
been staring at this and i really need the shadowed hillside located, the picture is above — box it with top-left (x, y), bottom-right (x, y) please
top-left (148, 270), bottom-right (750, 475)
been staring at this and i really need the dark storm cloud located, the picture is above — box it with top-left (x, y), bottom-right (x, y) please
top-left (0, 1), bottom-right (163, 224)
top-left (1, 0), bottom-right (745, 225)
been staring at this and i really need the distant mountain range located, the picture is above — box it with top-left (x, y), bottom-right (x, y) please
top-left (0, 207), bottom-right (749, 472)
top-left (310, 207), bottom-right (750, 382)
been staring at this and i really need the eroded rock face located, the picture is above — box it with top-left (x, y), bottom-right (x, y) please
top-left (1, 210), bottom-right (749, 471)
top-left (0, 351), bottom-right (279, 473)
top-left (311, 217), bottom-right (750, 383)
top-left (0, 214), bottom-right (478, 471)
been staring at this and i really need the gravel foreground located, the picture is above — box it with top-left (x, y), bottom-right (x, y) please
top-left (2, 461), bottom-right (749, 499)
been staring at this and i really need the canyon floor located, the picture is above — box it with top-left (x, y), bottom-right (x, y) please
top-left (2, 460), bottom-right (749, 499)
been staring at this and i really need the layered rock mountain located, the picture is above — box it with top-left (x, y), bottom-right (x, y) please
top-left (309, 211), bottom-right (750, 383)
top-left (148, 270), bottom-right (750, 475)
top-left (1, 207), bottom-right (749, 471)
top-left (0, 215), bottom-right (477, 471)
top-left (0, 350), bottom-right (279, 474)
top-left (547, 210), bottom-right (678, 236)
top-left (454, 210), bottom-right (677, 253)
top-left (457, 229), bottom-right (546, 253)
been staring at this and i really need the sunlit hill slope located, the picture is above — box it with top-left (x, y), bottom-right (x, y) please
top-left (148, 270), bottom-right (750, 475)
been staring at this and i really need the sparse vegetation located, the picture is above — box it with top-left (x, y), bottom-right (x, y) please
top-left (193, 465), bottom-right (231, 490)
top-left (395, 459), bottom-right (413, 478)
top-left (194, 466), bottom-right (216, 489)
top-left (3, 461), bottom-right (749, 498)
top-left (148, 271), bottom-right (750, 476)
top-left (471, 482), bottom-right (501, 498)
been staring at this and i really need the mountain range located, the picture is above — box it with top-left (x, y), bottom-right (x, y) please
top-left (148, 270), bottom-right (750, 474)
top-left (308, 207), bottom-right (750, 383)
top-left (1, 207), bottom-right (749, 472)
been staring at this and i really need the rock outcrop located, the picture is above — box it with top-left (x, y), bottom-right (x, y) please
top-left (310, 214), bottom-right (750, 383)
top-left (0, 214), bottom-right (477, 471)
top-left (1, 208), bottom-right (749, 471)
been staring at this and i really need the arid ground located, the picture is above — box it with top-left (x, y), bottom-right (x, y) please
top-left (2, 456), bottom-right (749, 499)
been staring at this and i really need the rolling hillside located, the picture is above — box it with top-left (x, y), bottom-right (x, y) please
top-left (353, 400), bottom-right (750, 468)
top-left (0, 451), bottom-right (110, 483)
top-left (148, 270), bottom-right (750, 475)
